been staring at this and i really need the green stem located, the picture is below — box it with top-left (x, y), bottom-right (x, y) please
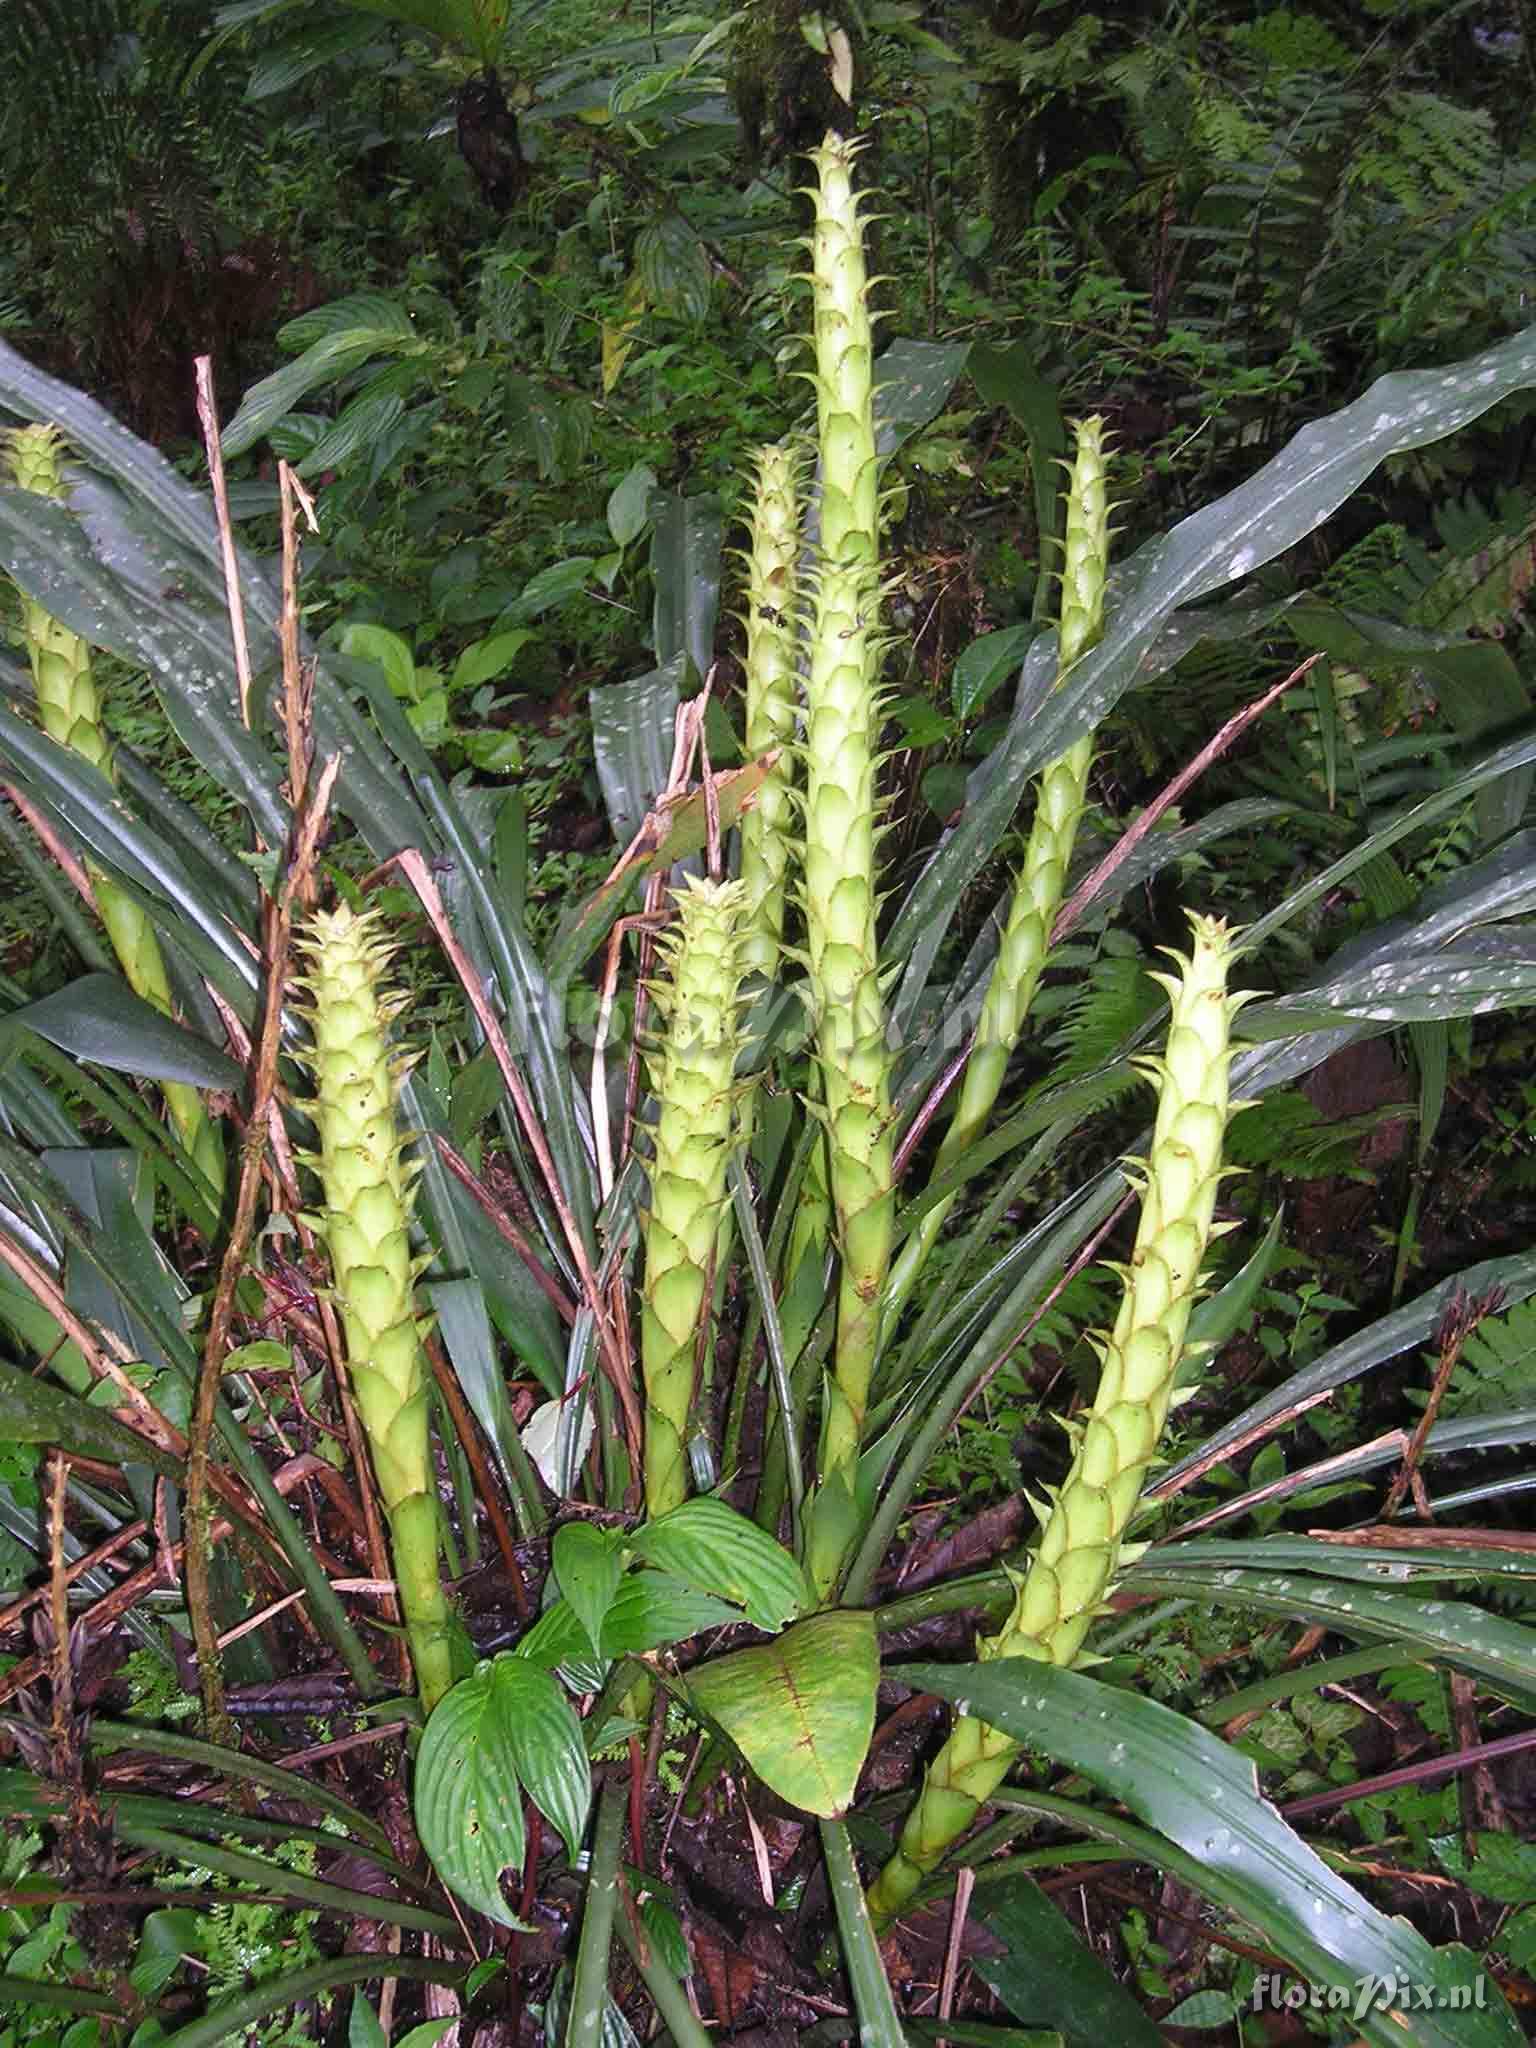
top-left (616, 1904), bottom-right (716, 2048)
top-left (820, 1820), bottom-right (906, 2048)
top-left (567, 1774), bottom-right (626, 2048)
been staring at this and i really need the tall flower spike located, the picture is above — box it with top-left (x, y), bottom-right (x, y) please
top-left (641, 878), bottom-right (750, 1520)
top-left (884, 415), bottom-right (1111, 1327)
top-left (799, 132), bottom-right (895, 1601)
top-left (739, 440), bottom-right (803, 981)
top-left (297, 904), bottom-right (455, 1711)
top-left (866, 914), bottom-right (1250, 1923)
top-left (4, 424), bottom-right (224, 1210)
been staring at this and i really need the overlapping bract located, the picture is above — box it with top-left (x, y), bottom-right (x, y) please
top-left (886, 416), bottom-right (1110, 1324)
top-left (800, 132), bottom-right (895, 1599)
top-left (295, 903), bottom-right (454, 1710)
top-left (867, 914), bottom-right (1248, 1921)
top-left (641, 877), bottom-right (750, 1518)
top-left (738, 441), bottom-right (802, 980)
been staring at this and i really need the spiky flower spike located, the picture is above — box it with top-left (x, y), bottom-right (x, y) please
top-left (885, 416), bottom-right (1111, 1327)
top-left (867, 914), bottom-right (1249, 1922)
top-left (296, 904), bottom-right (454, 1712)
top-left (641, 878), bottom-right (750, 1519)
top-left (739, 441), bottom-right (803, 981)
top-left (800, 131), bottom-right (895, 1602)
top-left (5, 425), bottom-right (225, 1209)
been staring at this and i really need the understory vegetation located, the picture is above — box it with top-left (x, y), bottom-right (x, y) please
top-left (2, 3), bottom-right (1536, 2046)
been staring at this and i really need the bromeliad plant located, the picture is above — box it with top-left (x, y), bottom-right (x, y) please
top-left (3, 128), bottom-right (1536, 2048)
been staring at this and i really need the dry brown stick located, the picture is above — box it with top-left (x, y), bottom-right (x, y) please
top-left (185, 753), bottom-right (342, 1743)
top-left (0, 1230), bottom-right (185, 1464)
top-left (1050, 656), bottom-right (1318, 946)
top-left (893, 662), bottom-right (1317, 1179)
top-left (0, 1451), bottom-right (343, 1708)
top-left (935, 1864), bottom-right (974, 2048)
top-left (1146, 1387), bottom-right (1340, 1507)
top-left (194, 356), bottom-right (254, 728)
top-left (0, 1513), bottom-right (149, 1637)
top-left (1158, 1425), bottom-right (1401, 1534)
top-left (1382, 1286), bottom-right (1503, 1522)
top-left (424, 1328), bottom-right (528, 1608)
top-left (1, 781), bottom-right (94, 900)
top-left (47, 1451), bottom-right (73, 1768)
top-left (1312, 1524), bottom-right (1536, 1553)
top-left (277, 459), bottom-right (319, 819)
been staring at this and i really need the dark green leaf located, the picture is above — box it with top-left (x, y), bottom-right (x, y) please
top-left (651, 493), bottom-right (723, 682)
top-left (890, 322), bottom-right (1536, 1001)
top-left (873, 338), bottom-right (972, 461)
top-left (4, 975), bottom-right (242, 1090)
top-left (591, 660), bottom-right (684, 847)
top-left (952, 625), bottom-right (1038, 719)
top-left (553, 1522), bottom-right (625, 1658)
top-left (636, 216), bottom-right (713, 323)
top-left (975, 1874), bottom-right (1164, 2047)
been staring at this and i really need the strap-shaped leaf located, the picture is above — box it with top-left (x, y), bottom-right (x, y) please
top-left (1130, 1560), bottom-right (1536, 1711)
top-left (7, 976), bottom-right (241, 1091)
top-left (908, 1659), bottom-right (1522, 2048)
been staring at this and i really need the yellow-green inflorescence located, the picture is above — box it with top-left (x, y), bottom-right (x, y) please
top-left (800, 131), bottom-right (895, 1601)
top-left (295, 904), bottom-right (455, 1712)
top-left (867, 913), bottom-right (1251, 1922)
top-left (641, 877), bottom-right (751, 1519)
top-left (5, 423), bottom-right (225, 1210)
top-left (738, 440), bottom-right (803, 981)
top-left (885, 415), bottom-right (1111, 1327)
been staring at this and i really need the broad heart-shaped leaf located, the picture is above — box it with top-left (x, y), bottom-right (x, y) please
top-left (907, 1660), bottom-right (1522, 2048)
top-left (687, 1611), bottom-right (877, 1818)
top-left (415, 1656), bottom-right (590, 1927)
top-left (628, 1498), bottom-right (806, 1631)
top-left (889, 320), bottom-right (1536, 1006)
top-left (553, 1522), bottom-right (625, 1658)
top-left (974, 1873), bottom-right (1163, 2048)
top-left (4, 976), bottom-right (243, 1091)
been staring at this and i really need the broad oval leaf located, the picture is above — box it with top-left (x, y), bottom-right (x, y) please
top-left (952, 624), bottom-right (1037, 720)
top-left (607, 462), bottom-right (659, 548)
top-left (553, 1522), bottom-right (625, 1658)
top-left (975, 1874), bottom-right (1163, 2048)
top-left (628, 1497), bottom-right (806, 1630)
top-left (415, 1656), bottom-right (590, 1926)
top-left (908, 1659), bottom-right (1522, 2048)
top-left (688, 1610), bottom-right (877, 1817)
top-left (222, 326), bottom-right (416, 457)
